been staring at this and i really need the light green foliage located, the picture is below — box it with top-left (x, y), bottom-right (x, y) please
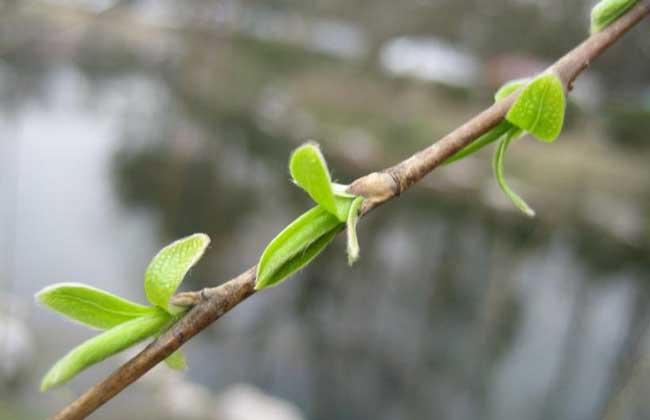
top-left (290, 143), bottom-right (341, 219)
top-left (40, 309), bottom-right (172, 391)
top-left (38, 234), bottom-right (211, 390)
top-left (36, 283), bottom-right (155, 330)
top-left (262, 226), bottom-right (342, 290)
top-left (494, 73), bottom-right (566, 215)
top-left (335, 196), bottom-right (356, 221)
top-left (591, 0), bottom-right (639, 33)
top-left (256, 206), bottom-right (346, 289)
top-left (494, 78), bottom-right (529, 101)
top-left (256, 142), bottom-right (364, 290)
top-left (164, 350), bottom-right (187, 370)
top-left (444, 74), bottom-right (567, 216)
top-left (492, 132), bottom-right (536, 217)
top-left (346, 196), bottom-right (364, 266)
top-left (506, 73), bottom-right (566, 143)
top-left (145, 233), bottom-right (211, 312)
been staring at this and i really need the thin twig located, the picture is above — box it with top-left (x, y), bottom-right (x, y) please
top-left (51, 3), bottom-right (650, 419)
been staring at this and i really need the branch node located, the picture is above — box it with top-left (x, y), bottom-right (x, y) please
top-left (347, 171), bottom-right (400, 211)
top-left (169, 291), bottom-right (202, 307)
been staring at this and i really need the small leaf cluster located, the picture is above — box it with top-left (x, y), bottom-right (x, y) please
top-left (256, 143), bottom-right (364, 290)
top-left (36, 233), bottom-right (210, 391)
top-left (445, 0), bottom-right (639, 216)
top-left (446, 74), bottom-right (566, 217)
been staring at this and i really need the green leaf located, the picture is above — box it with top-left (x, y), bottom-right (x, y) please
top-left (256, 205), bottom-right (347, 289)
top-left (492, 132), bottom-right (536, 217)
top-left (265, 227), bottom-right (341, 289)
top-left (40, 309), bottom-right (171, 391)
top-left (591, 0), bottom-right (638, 33)
top-left (145, 233), bottom-right (211, 313)
top-left (290, 143), bottom-right (343, 220)
top-left (164, 350), bottom-right (187, 370)
top-left (444, 121), bottom-right (513, 165)
top-left (36, 283), bottom-right (155, 330)
top-left (335, 196), bottom-right (356, 221)
top-left (506, 73), bottom-right (566, 143)
top-left (494, 78), bottom-right (529, 102)
top-left (346, 197), bottom-right (364, 266)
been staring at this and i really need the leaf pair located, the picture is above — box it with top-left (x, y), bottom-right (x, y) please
top-left (256, 143), bottom-right (364, 290)
top-left (590, 0), bottom-right (639, 33)
top-left (444, 74), bottom-right (566, 216)
top-left (496, 73), bottom-right (565, 216)
top-left (37, 233), bottom-right (210, 390)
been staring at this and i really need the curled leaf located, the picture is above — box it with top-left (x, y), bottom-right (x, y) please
top-left (41, 309), bottom-right (171, 391)
top-left (145, 233), bottom-right (210, 313)
top-left (36, 283), bottom-right (155, 330)
top-left (256, 205), bottom-right (349, 290)
top-left (346, 197), bottom-right (364, 266)
top-left (290, 143), bottom-right (342, 219)
top-left (591, 0), bottom-right (638, 33)
top-left (492, 133), bottom-right (536, 217)
top-left (506, 73), bottom-right (566, 143)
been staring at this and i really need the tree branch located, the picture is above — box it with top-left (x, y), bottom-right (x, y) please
top-left (51, 3), bottom-right (650, 419)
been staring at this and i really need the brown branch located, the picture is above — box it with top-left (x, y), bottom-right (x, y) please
top-left (51, 3), bottom-right (650, 419)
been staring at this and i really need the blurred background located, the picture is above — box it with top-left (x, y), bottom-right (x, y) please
top-left (1, 0), bottom-right (649, 419)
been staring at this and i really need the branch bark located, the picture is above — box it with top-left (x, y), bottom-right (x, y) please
top-left (51, 3), bottom-right (650, 419)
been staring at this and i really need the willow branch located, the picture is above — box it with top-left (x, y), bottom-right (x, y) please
top-left (51, 3), bottom-right (650, 419)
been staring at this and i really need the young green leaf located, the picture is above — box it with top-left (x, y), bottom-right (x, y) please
top-left (346, 196), bottom-right (364, 266)
top-left (290, 143), bottom-right (342, 219)
top-left (164, 350), bottom-right (187, 370)
top-left (335, 195), bottom-right (357, 221)
top-left (256, 205), bottom-right (348, 290)
top-left (265, 227), bottom-right (341, 289)
top-left (492, 133), bottom-right (536, 217)
top-left (144, 233), bottom-right (210, 313)
top-left (36, 283), bottom-right (155, 330)
top-left (506, 73), bottom-right (566, 143)
top-left (494, 78), bottom-right (529, 102)
top-left (591, 0), bottom-right (638, 33)
top-left (40, 309), bottom-right (172, 391)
